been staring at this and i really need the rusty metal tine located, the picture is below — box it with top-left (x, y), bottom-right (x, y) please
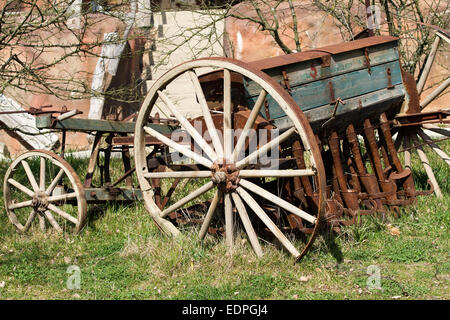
top-left (363, 119), bottom-right (386, 182)
top-left (292, 139), bottom-right (314, 196)
top-left (329, 131), bottom-right (348, 192)
top-left (343, 138), bottom-right (361, 192)
top-left (331, 164), bottom-right (344, 205)
top-left (380, 113), bottom-right (417, 198)
top-left (346, 124), bottom-right (367, 175)
top-left (379, 113), bottom-right (404, 172)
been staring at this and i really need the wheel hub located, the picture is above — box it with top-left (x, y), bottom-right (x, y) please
top-left (211, 161), bottom-right (240, 192)
top-left (32, 191), bottom-right (48, 213)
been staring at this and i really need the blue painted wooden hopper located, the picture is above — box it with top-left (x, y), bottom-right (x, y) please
top-left (245, 36), bottom-right (407, 138)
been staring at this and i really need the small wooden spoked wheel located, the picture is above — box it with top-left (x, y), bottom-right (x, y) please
top-left (134, 57), bottom-right (326, 260)
top-left (3, 150), bottom-right (87, 234)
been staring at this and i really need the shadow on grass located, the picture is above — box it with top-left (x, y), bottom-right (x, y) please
top-left (320, 229), bottom-right (344, 263)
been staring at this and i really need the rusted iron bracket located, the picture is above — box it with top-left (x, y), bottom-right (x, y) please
top-left (364, 48), bottom-right (371, 74)
top-left (281, 68), bottom-right (292, 94)
top-left (322, 98), bottom-right (345, 128)
top-left (386, 68), bottom-right (394, 89)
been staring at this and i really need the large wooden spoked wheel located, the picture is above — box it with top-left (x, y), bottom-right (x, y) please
top-left (134, 58), bottom-right (326, 260)
top-left (3, 150), bottom-right (87, 234)
top-left (395, 31), bottom-right (449, 198)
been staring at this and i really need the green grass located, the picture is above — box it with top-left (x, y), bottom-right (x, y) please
top-left (0, 141), bottom-right (448, 300)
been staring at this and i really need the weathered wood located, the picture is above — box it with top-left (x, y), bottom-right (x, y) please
top-left (224, 193), bottom-right (233, 249)
top-left (157, 90), bottom-right (217, 161)
top-left (144, 125), bottom-right (213, 168)
top-left (236, 127), bottom-right (296, 169)
top-left (224, 69), bottom-right (233, 161)
top-left (40, 157), bottom-right (46, 191)
top-left (248, 40), bottom-right (399, 92)
top-left (422, 124), bottom-right (450, 138)
top-left (35, 115), bottom-right (176, 134)
top-left (4, 150), bottom-right (87, 234)
top-left (417, 35), bottom-right (440, 95)
top-left (48, 203), bottom-right (78, 224)
top-left (46, 169), bottom-right (64, 196)
top-left (236, 186), bottom-right (300, 258)
top-left (85, 188), bottom-right (142, 202)
top-left (188, 70), bottom-right (223, 158)
top-left (416, 129), bottom-right (450, 166)
top-left (239, 169), bottom-right (315, 177)
top-left (411, 134), bottom-right (443, 198)
top-left (160, 181), bottom-right (215, 218)
top-left (21, 160), bottom-right (40, 192)
top-left (199, 190), bottom-right (222, 240)
top-left (144, 171), bottom-right (211, 179)
top-left (272, 85), bottom-right (404, 132)
top-left (420, 77), bottom-right (450, 108)
top-left (231, 192), bottom-right (263, 257)
top-left (7, 178), bottom-right (34, 197)
top-left (44, 210), bottom-right (63, 233)
top-left (8, 200), bottom-right (33, 210)
top-left (248, 60), bottom-right (403, 120)
top-left (233, 89), bottom-right (267, 161)
top-left (239, 178), bottom-right (316, 224)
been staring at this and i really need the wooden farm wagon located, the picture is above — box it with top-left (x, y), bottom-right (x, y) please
top-left (3, 34), bottom-right (449, 261)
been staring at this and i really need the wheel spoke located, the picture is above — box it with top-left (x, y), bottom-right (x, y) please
top-left (233, 89), bottom-right (267, 161)
top-left (420, 76), bottom-right (450, 108)
top-left (47, 192), bottom-right (77, 203)
top-left (21, 160), bottom-right (39, 192)
top-left (188, 70), bottom-right (223, 158)
top-left (235, 187), bottom-right (300, 258)
top-left (144, 171), bottom-right (211, 179)
top-left (231, 192), bottom-right (263, 257)
top-left (422, 124), bottom-right (450, 138)
top-left (199, 190), bottom-right (222, 239)
top-left (239, 169), bottom-right (315, 178)
top-left (411, 134), bottom-right (443, 198)
top-left (239, 178), bottom-right (316, 224)
top-left (38, 214), bottom-right (46, 231)
top-left (223, 69), bottom-right (232, 160)
top-left (48, 203), bottom-right (78, 224)
top-left (45, 169), bottom-right (65, 196)
top-left (416, 129), bottom-right (450, 166)
top-left (160, 181), bottom-right (215, 218)
top-left (44, 210), bottom-right (63, 233)
top-left (23, 210), bottom-right (37, 231)
top-left (417, 35), bottom-right (440, 94)
top-left (8, 200), bottom-right (33, 210)
top-left (8, 178), bottom-right (35, 197)
top-left (236, 127), bottom-right (296, 169)
top-left (403, 135), bottom-right (412, 171)
top-left (144, 126), bottom-right (213, 169)
top-left (157, 90), bottom-right (217, 161)
top-left (224, 193), bottom-right (233, 248)
top-left (40, 157), bottom-right (46, 191)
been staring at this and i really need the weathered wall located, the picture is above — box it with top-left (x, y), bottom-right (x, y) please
top-left (224, 0), bottom-right (448, 112)
top-left (0, 8), bottom-right (148, 155)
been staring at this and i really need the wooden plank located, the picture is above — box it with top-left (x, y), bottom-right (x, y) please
top-left (248, 60), bottom-right (403, 120)
top-left (35, 116), bottom-right (176, 134)
top-left (272, 84), bottom-right (405, 130)
top-left (248, 36), bottom-right (399, 71)
top-left (85, 188), bottom-right (143, 202)
top-left (245, 41), bottom-right (399, 95)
